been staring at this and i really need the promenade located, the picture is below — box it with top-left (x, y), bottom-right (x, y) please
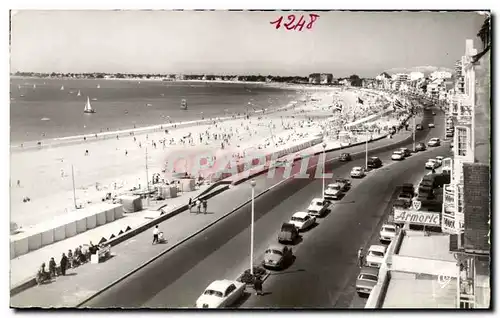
top-left (11, 124), bottom-right (415, 308)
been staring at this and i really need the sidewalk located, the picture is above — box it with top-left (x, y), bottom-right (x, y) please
top-left (10, 126), bottom-right (415, 308)
top-left (9, 186), bottom-right (206, 289)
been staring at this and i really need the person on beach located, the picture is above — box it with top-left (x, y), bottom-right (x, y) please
top-left (188, 198), bottom-right (192, 212)
top-left (85, 149), bottom-right (89, 156)
top-left (17, 180), bottom-right (20, 187)
top-left (49, 257), bottom-right (57, 278)
top-left (60, 253), bottom-right (68, 276)
top-left (125, 150), bottom-right (128, 156)
top-left (152, 225), bottom-right (159, 245)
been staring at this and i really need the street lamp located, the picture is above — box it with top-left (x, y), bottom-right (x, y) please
top-left (365, 131), bottom-right (369, 170)
top-left (322, 143), bottom-right (327, 200)
top-left (413, 111), bottom-right (416, 152)
top-left (250, 179), bottom-right (256, 276)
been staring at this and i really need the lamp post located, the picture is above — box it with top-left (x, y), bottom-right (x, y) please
top-left (413, 112), bottom-right (416, 152)
top-left (365, 130), bottom-right (369, 170)
top-left (250, 179), bottom-right (256, 276)
top-left (322, 143), bottom-right (327, 199)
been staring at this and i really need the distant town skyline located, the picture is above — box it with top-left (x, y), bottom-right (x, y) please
top-left (10, 10), bottom-right (486, 77)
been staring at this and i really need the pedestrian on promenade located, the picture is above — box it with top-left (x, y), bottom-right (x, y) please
top-left (67, 249), bottom-right (73, 268)
top-left (197, 200), bottom-right (202, 214)
top-left (17, 180), bottom-right (20, 187)
top-left (254, 275), bottom-right (263, 296)
top-left (125, 150), bottom-right (128, 156)
top-left (49, 257), bottom-right (57, 278)
top-left (60, 253), bottom-right (68, 276)
top-left (188, 198), bottom-right (192, 212)
top-left (152, 225), bottom-right (159, 245)
top-left (203, 200), bottom-right (208, 214)
top-left (357, 247), bottom-right (364, 268)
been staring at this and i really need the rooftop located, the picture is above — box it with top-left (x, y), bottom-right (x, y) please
top-left (398, 231), bottom-right (456, 262)
top-left (382, 271), bottom-right (457, 308)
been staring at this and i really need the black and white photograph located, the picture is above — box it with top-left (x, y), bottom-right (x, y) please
top-left (6, 3), bottom-right (492, 310)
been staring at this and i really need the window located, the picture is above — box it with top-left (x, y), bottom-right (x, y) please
top-left (225, 284), bottom-right (236, 297)
top-left (456, 127), bottom-right (468, 156)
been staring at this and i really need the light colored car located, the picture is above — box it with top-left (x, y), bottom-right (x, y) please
top-left (379, 224), bottom-right (397, 242)
top-left (356, 267), bottom-right (380, 296)
top-left (435, 156), bottom-right (444, 165)
top-left (366, 245), bottom-right (387, 268)
top-left (262, 245), bottom-right (293, 269)
top-left (427, 137), bottom-right (440, 147)
top-left (351, 166), bottom-right (365, 178)
top-left (196, 280), bottom-right (246, 308)
top-left (324, 183), bottom-right (342, 200)
top-left (289, 211), bottom-right (316, 231)
top-left (425, 159), bottom-right (439, 169)
top-left (391, 151), bottom-right (404, 161)
top-left (428, 123), bottom-right (435, 128)
top-left (307, 198), bottom-right (329, 217)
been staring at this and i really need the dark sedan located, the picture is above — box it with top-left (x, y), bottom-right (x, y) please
top-left (415, 142), bottom-right (426, 152)
top-left (339, 153), bottom-right (352, 161)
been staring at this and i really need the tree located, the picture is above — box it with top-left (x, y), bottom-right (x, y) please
top-left (349, 74), bottom-right (362, 87)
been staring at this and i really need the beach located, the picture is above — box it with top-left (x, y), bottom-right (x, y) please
top-left (10, 80), bottom-right (406, 229)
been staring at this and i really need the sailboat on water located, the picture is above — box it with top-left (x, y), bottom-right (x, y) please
top-left (97, 84), bottom-right (100, 88)
top-left (33, 84), bottom-right (36, 89)
top-left (77, 90), bottom-right (81, 96)
top-left (84, 97), bottom-right (96, 114)
top-left (60, 85), bottom-right (64, 91)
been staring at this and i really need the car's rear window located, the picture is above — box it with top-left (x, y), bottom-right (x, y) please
top-left (359, 274), bottom-right (378, 282)
top-left (369, 251), bottom-right (384, 257)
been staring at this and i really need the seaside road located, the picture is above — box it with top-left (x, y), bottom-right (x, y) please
top-left (11, 110), bottom-right (429, 308)
top-left (77, 112), bottom-right (436, 308)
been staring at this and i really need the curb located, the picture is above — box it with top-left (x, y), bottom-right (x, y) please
top-left (77, 170), bottom-right (292, 307)
top-left (10, 184), bottom-right (229, 297)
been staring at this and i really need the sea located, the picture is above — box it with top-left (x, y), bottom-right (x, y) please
top-left (10, 78), bottom-right (301, 144)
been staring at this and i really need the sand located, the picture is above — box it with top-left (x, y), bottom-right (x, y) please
top-left (10, 86), bottom-right (407, 229)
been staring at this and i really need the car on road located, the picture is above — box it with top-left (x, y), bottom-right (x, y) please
top-left (391, 151), bottom-right (405, 161)
top-left (393, 199), bottom-right (411, 209)
top-left (415, 142), bottom-right (426, 152)
top-left (401, 183), bottom-right (415, 196)
top-left (324, 183), bottom-right (343, 200)
top-left (399, 148), bottom-right (411, 157)
top-left (427, 137), bottom-right (440, 147)
top-left (356, 267), bottom-right (380, 296)
top-left (278, 222), bottom-right (299, 243)
top-left (289, 212), bottom-right (316, 231)
top-left (432, 112), bottom-right (436, 115)
top-left (416, 124), bottom-right (423, 130)
top-left (340, 153), bottom-right (352, 161)
top-left (366, 245), bottom-right (387, 268)
top-left (425, 159), bottom-right (439, 170)
top-left (262, 245), bottom-right (293, 270)
top-left (435, 156), bottom-right (444, 165)
top-left (446, 131), bottom-right (454, 138)
top-left (307, 198), bottom-right (329, 217)
top-left (428, 123), bottom-right (435, 128)
top-left (397, 192), bottom-right (413, 205)
top-left (350, 166), bottom-right (366, 178)
top-left (196, 280), bottom-right (246, 308)
top-left (379, 224), bottom-right (398, 242)
top-left (334, 178), bottom-right (351, 191)
top-left (367, 156), bottom-right (383, 168)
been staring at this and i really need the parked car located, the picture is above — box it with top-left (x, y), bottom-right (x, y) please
top-left (196, 280), bottom-right (246, 308)
top-left (391, 151), bottom-right (405, 161)
top-left (367, 157), bottom-right (382, 168)
top-left (334, 178), bottom-right (351, 191)
top-left (401, 183), bottom-right (415, 196)
top-left (366, 245), bottom-right (387, 268)
top-left (356, 267), bottom-right (380, 296)
top-left (340, 153), bottom-right (352, 162)
top-left (415, 142), bottom-right (426, 152)
top-left (350, 166), bottom-right (366, 178)
top-left (397, 192), bottom-right (413, 205)
top-left (289, 212), bottom-right (316, 231)
top-left (427, 137), bottom-right (441, 147)
top-left (435, 156), bottom-right (444, 165)
top-left (425, 159), bottom-right (439, 169)
top-left (278, 222), bottom-right (299, 243)
top-left (428, 123), bottom-right (435, 128)
top-left (379, 224), bottom-right (398, 242)
top-left (324, 183), bottom-right (343, 200)
top-left (262, 245), bottom-right (293, 270)
top-left (393, 199), bottom-right (411, 209)
top-left (399, 148), bottom-right (411, 157)
top-left (446, 131), bottom-right (454, 138)
top-left (415, 124), bottom-right (423, 130)
top-left (307, 198), bottom-right (329, 217)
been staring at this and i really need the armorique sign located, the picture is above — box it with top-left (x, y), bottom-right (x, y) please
top-left (393, 209), bottom-right (441, 226)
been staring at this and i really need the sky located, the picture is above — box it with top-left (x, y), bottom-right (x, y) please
top-left (10, 10), bottom-right (487, 77)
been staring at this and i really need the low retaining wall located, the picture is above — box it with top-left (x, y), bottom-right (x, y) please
top-left (10, 203), bottom-right (123, 259)
top-left (10, 184), bottom-right (230, 297)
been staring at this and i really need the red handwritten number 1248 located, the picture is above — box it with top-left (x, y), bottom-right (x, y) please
top-left (270, 14), bottom-right (320, 31)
